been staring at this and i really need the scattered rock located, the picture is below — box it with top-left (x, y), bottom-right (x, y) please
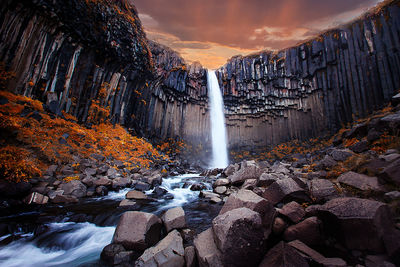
top-left (308, 179), bottom-right (338, 203)
top-left (190, 183), bottom-right (207, 191)
top-left (93, 177), bottom-right (112, 187)
top-left (23, 192), bottom-right (49, 205)
top-left (152, 186), bottom-right (167, 197)
top-left (95, 185), bottom-right (108, 196)
top-left (84, 168), bottom-right (97, 176)
top-left (119, 199), bottom-right (138, 208)
top-left (60, 180), bottom-right (87, 198)
top-left (193, 228), bottom-right (223, 267)
top-left (272, 217), bottom-right (288, 235)
top-left (184, 246), bottom-right (197, 267)
top-left (329, 149), bottom-right (353, 162)
top-left (384, 191), bottom-right (400, 201)
top-left (283, 217), bottom-right (323, 246)
top-left (213, 186), bottom-right (227, 194)
top-left (380, 153), bottom-right (400, 163)
top-left (379, 158), bottom-right (400, 186)
top-left (100, 243), bottom-right (126, 265)
top-left (350, 140), bottom-right (369, 153)
top-left (112, 177), bottom-right (132, 189)
top-left (52, 194), bottom-right (78, 203)
top-left (112, 211), bottom-right (162, 251)
top-left (279, 201), bottom-right (305, 223)
top-left (223, 164), bottom-right (239, 177)
top-left (337, 171), bottom-right (384, 192)
top-left (258, 172), bottom-right (286, 187)
top-left (134, 181), bottom-right (151, 191)
top-left (161, 207), bottom-right (187, 232)
top-left (212, 207), bottom-right (264, 267)
top-left (214, 178), bottom-right (230, 187)
top-left (316, 155), bottom-right (337, 170)
top-left (227, 161), bottom-right (262, 185)
top-left (82, 175), bottom-right (95, 187)
top-left (241, 179), bottom-right (258, 190)
top-left (262, 178), bottom-right (311, 205)
top-left (135, 230), bottom-right (184, 267)
top-left (126, 190), bottom-right (147, 200)
top-left (259, 241), bottom-right (309, 267)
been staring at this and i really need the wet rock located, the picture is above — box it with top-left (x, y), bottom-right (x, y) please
top-left (95, 186), bottom-right (108, 196)
top-left (141, 173), bottom-right (163, 187)
top-left (60, 180), bottom-right (87, 198)
top-left (112, 211), bottom-right (162, 251)
top-left (338, 171), bottom-right (384, 192)
top-left (279, 201), bottom-right (305, 223)
top-left (100, 243), bottom-right (126, 264)
top-left (135, 230), bottom-right (184, 267)
top-left (152, 186), bottom-right (167, 197)
top-left (161, 207), bottom-right (187, 232)
top-left (190, 183), bottom-right (207, 191)
top-left (227, 161), bottom-right (262, 185)
top-left (213, 186), bottom-right (227, 194)
top-left (272, 217), bottom-right (288, 235)
top-left (283, 217), bottom-right (323, 246)
top-left (23, 192), bottom-right (49, 205)
top-left (199, 191), bottom-right (221, 202)
top-left (112, 177), bottom-right (132, 189)
top-left (379, 159), bottom-right (400, 186)
top-left (134, 181), bottom-right (151, 191)
top-left (193, 228), bottom-right (223, 267)
top-left (52, 194), bottom-right (78, 203)
top-left (119, 199), bottom-right (138, 208)
top-left (184, 246), bottom-right (197, 267)
top-left (47, 190), bottom-right (64, 200)
top-left (126, 190), bottom-right (147, 200)
top-left (288, 240), bottom-right (347, 267)
top-left (316, 197), bottom-right (395, 252)
top-left (213, 178), bottom-right (230, 187)
top-left (259, 241), bottom-right (309, 267)
top-left (308, 179), bottom-right (338, 203)
top-left (262, 178), bottom-right (311, 205)
top-left (329, 149), bottom-right (353, 162)
top-left (350, 140), bottom-right (369, 153)
top-left (212, 207), bottom-right (264, 267)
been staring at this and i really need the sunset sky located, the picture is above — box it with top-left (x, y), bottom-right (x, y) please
top-left (134, 0), bottom-right (384, 69)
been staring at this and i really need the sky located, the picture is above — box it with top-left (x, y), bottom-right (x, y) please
top-left (134, 0), bottom-right (384, 69)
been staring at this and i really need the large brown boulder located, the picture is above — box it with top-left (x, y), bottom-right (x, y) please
top-left (315, 197), bottom-right (395, 253)
top-left (193, 228), bottom-right (223, 267)
top-left (283, 217), bottom-right (324, 246)
top-left (259, 241), bottom-right (309, 267)
top-left (308, 179), bottom-right (338, 203)
top-left (220, 189), bottom-right (271, 215)
top-left (161, 207), bottom-right (187, 232)
top-left (212, 207), bottom-right (264, 267)
top-left (279, 201), bottom-right (305, 223)
top-left (227, 161), bottom-right (262, 185)
top-left (379, 158), bottom-right (400, 186)
top-left (135, 230), bottom-right (185, 267)
top-left (337, 171), bottom-right (383, 192)
top-left (262, 178), bottom-right (311, 205)
top-left (60, 180), bottom-right (87, 198)
top-left (112, 211), bottom-right (162, 251)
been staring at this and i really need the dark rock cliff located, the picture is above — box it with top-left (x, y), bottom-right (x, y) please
top-left (0, 0), bottom-right (152, 125)
top-left (1, 0), bottom-right (400, 152)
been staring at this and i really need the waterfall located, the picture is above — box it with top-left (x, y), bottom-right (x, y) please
top-left (207, 70), bottom-right (229, 169)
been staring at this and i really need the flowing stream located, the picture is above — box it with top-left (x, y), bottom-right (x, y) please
top-left (207, 70), bottom-right (229, 169)
top-left (0, 174), bottom-right (220, 267)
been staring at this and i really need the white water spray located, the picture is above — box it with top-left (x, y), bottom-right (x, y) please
top-left (207, 70), bottom-right (229, 169)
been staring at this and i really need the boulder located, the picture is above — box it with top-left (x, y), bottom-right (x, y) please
top-left (315, 197), bottom-right (394, 252)
top-left (270, 162), bottom-right (291, 174)
top-left (82, 175), bottom-right (95, 187)
top-left (112, 177), bottom-right (132, 189)
top-left (379, 158), bottom-right (400, 186)
top-left (190, 183), bottom-right (207, 191)
top-left (213, 186), bottom-right (227, 194)
top-left (141, 173), bottom-right (162, 187)
top-left (212, 207), bottom-right (264, 267)
top-left (308, 179), bottom-right (338, 203)
top-left (119, 199), bottom-right (139, 208)
top-left (84, 168), bottom-right (97, 176)
top-left (213, 178), bottom-right (230, 187)
top-left (112, 211), bottom-right (162, 251)
top-left (384, 191), bottom-right (400, 201)
top-left (272, 217), bottom-right (288, 235)
top-left (350, 140), bottom-right (369, 153)
top-left (95, 186), bottom-right (108, 196)
top-left (135, 181), bottom-right (151, 191)
top-left (193, 228), bottom-right (223, 267)
top-left (126, 190), bottom-right (147, 200)
top-left (316, 155), bottom-right (337, 170)
top-left (223, 164), bottom-right (239, 177)
top-left (380, 153), bottom-right (400, 163)
top-left (262, 178), bottom-right (311, 205)
top-left (93, 177), bottom-right (112, 187)
top-left (184, 246), bottom-right (197, 267)
top-left (259, 241), bottom-right (309, 267)
top-left (199, 191), bottom-right (221, 203)
top-left (23, 192), bottom-right (49, 205)
top-left (241, 179), bottom-right (258, 190)
top-left (288, 240), bottom-right (347, 267)
top-left (60, 180), bottom-right (87, 198)
top-left (337, 171), bottom-right (383, 192)
top-left (279, 201), bottom-right (305, 223)
top-left (227, 161), bottom-right (262, 185)
top-left (135, 230), bottom-right (184, 267)
top-left (283, 217), bottom-right (323, 246)
top-left (100, 243), bottom-right (126, 264)
top-left (161, 207), bottom-right (187, 232)
top-left (329, 149), bottom-right (353, 162)
top-left (258, 172), bottom-right (286, 187)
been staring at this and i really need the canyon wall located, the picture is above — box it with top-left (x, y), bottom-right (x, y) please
top-left (2, 0), bottom-right (400, 152)
top-left (0, 0), bottom-right (152, 127)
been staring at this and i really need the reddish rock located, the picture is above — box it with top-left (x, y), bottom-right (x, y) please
top-left (262, 178), bottom-right (311, 205)
top-left (259, 241), bottom-right (309, 267)
top-left (193, 228), bottom-right (223, 267)
top-left (279, 201), bottom-right (305, 223)
top-left (283, 217), bottom-right (323, 246)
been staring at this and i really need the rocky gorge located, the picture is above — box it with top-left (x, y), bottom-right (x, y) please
top-left (0, 0), bottom-right (399, 266)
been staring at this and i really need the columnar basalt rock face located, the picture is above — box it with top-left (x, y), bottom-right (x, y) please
top-left (216, 2), bottom-right (400, 149)
top-left (0, 0), bottom-right (152, 125)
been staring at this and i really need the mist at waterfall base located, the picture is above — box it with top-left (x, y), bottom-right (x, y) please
top-left (207, 70), bottom-right (229, 169)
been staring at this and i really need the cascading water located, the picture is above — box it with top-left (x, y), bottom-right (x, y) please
top-left (207, 70), bottom-right (229, 169)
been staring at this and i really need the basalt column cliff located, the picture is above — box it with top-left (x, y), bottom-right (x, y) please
top-left (1, 0), bottom-right (400, 151)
